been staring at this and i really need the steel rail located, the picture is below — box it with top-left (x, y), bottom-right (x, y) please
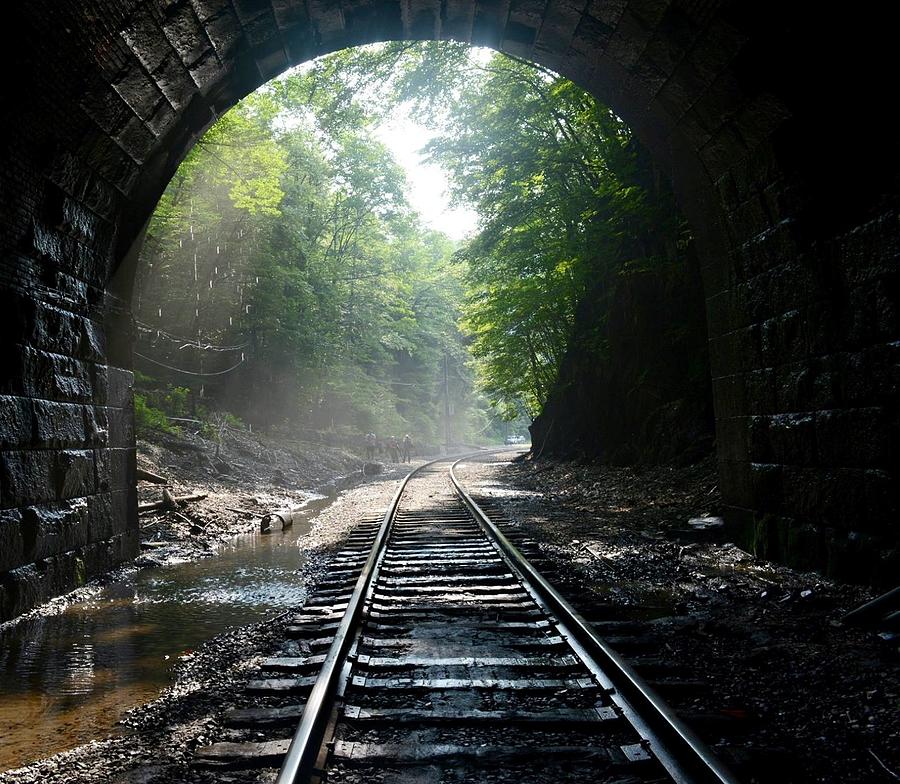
top-left (275, 453), bottom-right (479, 784)
top-left (449, 455), bottom-right (739, 784)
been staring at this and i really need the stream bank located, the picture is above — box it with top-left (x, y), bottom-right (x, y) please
top-left (132, 426), bottom-right (369, 567)
top-left (0, 472), bottom-right (406, 783)
top-left (0, 423), bottom-right (412, 776)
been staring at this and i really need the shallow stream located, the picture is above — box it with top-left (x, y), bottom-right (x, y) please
top-left (0, 494), bottom-right (334, 772)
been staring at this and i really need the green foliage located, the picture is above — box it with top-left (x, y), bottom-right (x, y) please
top-left (224, 412), bottom-right (244, 429)
top-left (162, 386), bottom-right (191, 417)
top-left (134, 393), bottom-right (177, 434)
top-left (151, 96), bottom-right (288, 237)
top-left (135, 60), bottom-right (486, 444)
top-left (133, 374), bottom-right (192, 435)
top-left (135, 41), bottom-right (688, 439)
top-left (303, 44), bottom-right (690, 419)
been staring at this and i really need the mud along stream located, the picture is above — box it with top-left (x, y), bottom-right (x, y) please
top-left (0, 494), bottom-right (335, 772)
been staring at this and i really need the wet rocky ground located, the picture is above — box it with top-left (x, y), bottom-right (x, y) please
top-left (0, 473), bottom-right (408, 784)
top-left (2, 450), bottom-right (896, 783)
top-left (133, 426), bottom-right (370, 567)
top-left (455, 452), bottom-right (899, 784)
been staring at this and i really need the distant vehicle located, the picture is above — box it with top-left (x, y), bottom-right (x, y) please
top-left (505, 434), bottom-right (527, 445)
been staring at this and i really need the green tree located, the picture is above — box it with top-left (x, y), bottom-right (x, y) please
top-left (135, 65), bottom-right (488, 445)
top-left (303, 43), bottom-right (689, 418)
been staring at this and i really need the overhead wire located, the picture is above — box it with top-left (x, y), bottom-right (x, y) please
top-left (135, 321), bottom-right (249, 352)
top-left (134, 352), bottom-right (246, 377)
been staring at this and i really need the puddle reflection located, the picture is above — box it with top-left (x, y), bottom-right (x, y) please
top-left (0, 494), bottom-right (332, 772)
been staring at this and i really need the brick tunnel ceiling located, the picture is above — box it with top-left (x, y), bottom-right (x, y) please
top-left (0, 0), bottom-right (898, 621)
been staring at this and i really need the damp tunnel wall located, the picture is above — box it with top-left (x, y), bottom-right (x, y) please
top-left (1, 0), bottom-right (899, 620)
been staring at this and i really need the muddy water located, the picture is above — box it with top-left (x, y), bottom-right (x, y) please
top-left (0, 495), bottom-right (333, 772)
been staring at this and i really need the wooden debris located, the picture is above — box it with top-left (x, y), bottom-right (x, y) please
top-left (136, 467), bottom-right (168, 484)
top-left (171, 509), bottom-right (193, 525)
top-left (137, 491), bottom-right (208, 514)
top-left (843, 586), bottom-right (900, 627)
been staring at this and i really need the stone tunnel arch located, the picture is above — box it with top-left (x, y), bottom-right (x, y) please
top-left (1, 1), bottom-right (898, 620)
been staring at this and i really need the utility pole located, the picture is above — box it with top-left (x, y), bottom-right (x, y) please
top-left (443, 351), bottom-right (451, 453)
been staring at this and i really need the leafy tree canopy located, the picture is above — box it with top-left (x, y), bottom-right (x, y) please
top-left (299, 43), bottom-right (690, 417)
top-left (136, 41), bottom-right (688, 444)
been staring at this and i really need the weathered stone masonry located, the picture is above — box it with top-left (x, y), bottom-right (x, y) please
top-left (1, 1), bottom-right (898, 619)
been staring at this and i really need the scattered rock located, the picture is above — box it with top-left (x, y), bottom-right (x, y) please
top-left (454, 452), bottom-right (898, 784)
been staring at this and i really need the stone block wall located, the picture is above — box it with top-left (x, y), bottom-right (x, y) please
top-left (711, 205), bottom-right (900, 583)
top-left (0, 297), bottom-right (138, 620)
top-left (1, 0), bottom-right (898, 620)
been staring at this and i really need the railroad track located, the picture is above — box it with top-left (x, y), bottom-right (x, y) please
top-left (197, 453), bottom-right (737, 783)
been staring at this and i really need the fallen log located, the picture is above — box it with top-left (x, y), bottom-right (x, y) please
top-left (138, 491), bottom-right (208, 514)
top-left (136, 467), bottom-right (168, 484)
